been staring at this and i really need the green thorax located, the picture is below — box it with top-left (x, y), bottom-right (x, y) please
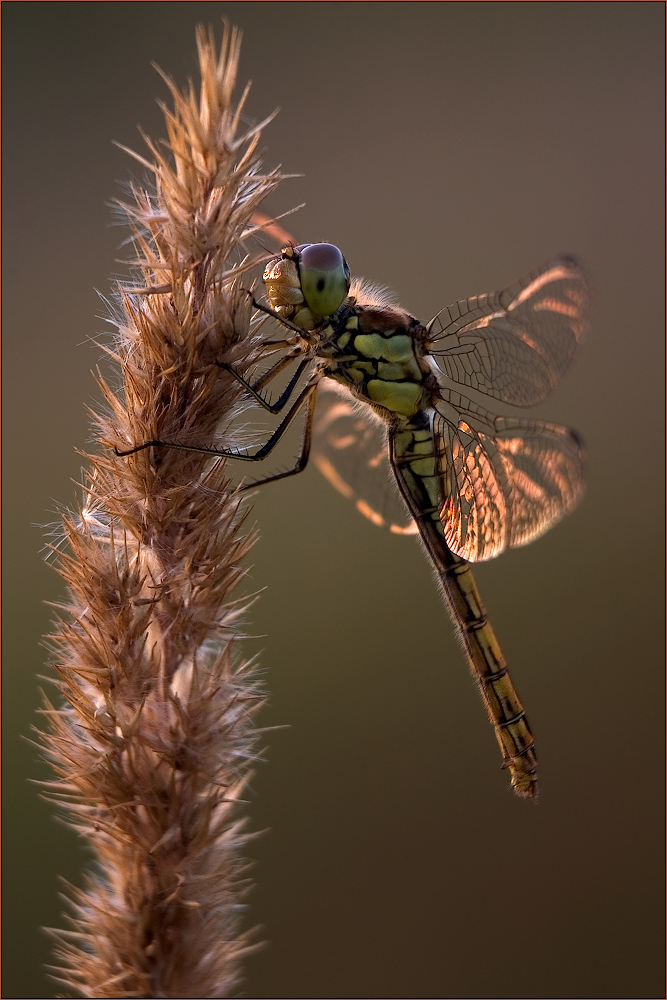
top-left (315, 302), bottom-right (431, 418)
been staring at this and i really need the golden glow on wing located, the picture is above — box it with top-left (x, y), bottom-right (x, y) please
top-left (249, 212), bottom-right (295, 248)
top-left (356, 499), bottom-right (385, 527)
top-left (311, 381), bottom-right (416, 534)
top-left (511, 265), bottom-right (575, 306)
top-left (533, 296), bottom-right (580, 318)
top-left (427, 256), bottom-right (588, 407)
top-left (389, 522), bottom-right (419, 535)
top-left (312, 454), bottom-right (355, 499)
top-left (435, 399), bottom-right (585, 562)
top-left (329, 433), bottom-right (358, 449)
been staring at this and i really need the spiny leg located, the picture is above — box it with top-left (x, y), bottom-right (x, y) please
top-left (116, 347), bottom-right (312, 457)
top-left (115, 294), bottom-right (315, 459)
top-left (246, 349), bottom-right (305, 391)
top-left (115, 377), bottom-right (319, 464)
top-left (216, 354), bottom-right (312, 413)
top-left (238, 379), bottom-right (319, 491)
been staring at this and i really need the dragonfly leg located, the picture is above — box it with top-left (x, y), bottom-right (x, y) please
top-left (216, 354), bottom-right (312, 413)
top-left (250, 295), bottom-right (307, 336)
top-left (115, 351), bottom-right (312, 457)
top-left (248, 350), bottom-right (305, 391)
top-left (238, 379), bottom-right (318, 491)
top-left (115, 377), bottom-right (319, 466)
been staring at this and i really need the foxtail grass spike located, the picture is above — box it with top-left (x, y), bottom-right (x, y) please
top-left (39, 25), bottom-right (284, 998)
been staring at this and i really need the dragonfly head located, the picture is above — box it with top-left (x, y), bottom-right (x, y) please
top-left (263, 243), bottom-right (350, 330)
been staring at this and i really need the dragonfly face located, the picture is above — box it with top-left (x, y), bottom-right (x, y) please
top-left (259, 242), bottom-right (588, 800)
top-left (263, 243), bottom-right (350, 330)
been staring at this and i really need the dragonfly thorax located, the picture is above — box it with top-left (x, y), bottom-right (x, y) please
top-left (316, 303), bottom-right (432, 419)
top-left (263, 243), bottom-right (433, 420)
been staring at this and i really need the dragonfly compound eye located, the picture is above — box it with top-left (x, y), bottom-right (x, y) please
top-left (297, 243), bottom-right (351, 318)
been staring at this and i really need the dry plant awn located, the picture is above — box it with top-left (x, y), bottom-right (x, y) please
top-left (40, 27), bottom-right (283, 998)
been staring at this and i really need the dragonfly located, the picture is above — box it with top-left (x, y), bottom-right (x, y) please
top-left (118, 242), bottom-right (587, 799)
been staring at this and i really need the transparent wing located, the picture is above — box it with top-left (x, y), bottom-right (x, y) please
top-left (312, 380), bottom-right (417, 534)
top-left (434, 394), bottom-right (585, 562)
top-left (428, 256), bottom-right (588, 407)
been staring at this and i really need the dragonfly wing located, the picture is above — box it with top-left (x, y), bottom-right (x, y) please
top-left (428, 256), bottom-right (588, 407)
top-left (434, 397), bottom-right (585, 562)
top-left (433, 409), bottom-right (510, 561)
top-left (494, 416), bottom-right (585, 550)
top-left (312, 379), bottom-right (417, 534)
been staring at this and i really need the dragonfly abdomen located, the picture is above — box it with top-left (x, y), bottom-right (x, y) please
top-left (389, 419), bottom-right (539, 800)
top-left (439, 557), bottom-right (538, 799)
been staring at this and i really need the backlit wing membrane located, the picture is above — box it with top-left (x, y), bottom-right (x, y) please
top-left (312, 380), bottom-right (416, 534)
top-left (433, 396), bottom-right (585, 562)
top-left (427, 256), bottom-right (588, 407)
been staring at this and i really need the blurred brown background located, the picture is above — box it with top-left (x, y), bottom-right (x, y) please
top-left (3, 3), bottom-right (664, 997)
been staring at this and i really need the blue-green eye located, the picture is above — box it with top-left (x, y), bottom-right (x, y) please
top-left (296, 243), bottom-right (350, 318)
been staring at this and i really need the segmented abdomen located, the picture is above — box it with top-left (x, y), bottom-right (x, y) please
top-left (389, 418), bottom-right (538, 799)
